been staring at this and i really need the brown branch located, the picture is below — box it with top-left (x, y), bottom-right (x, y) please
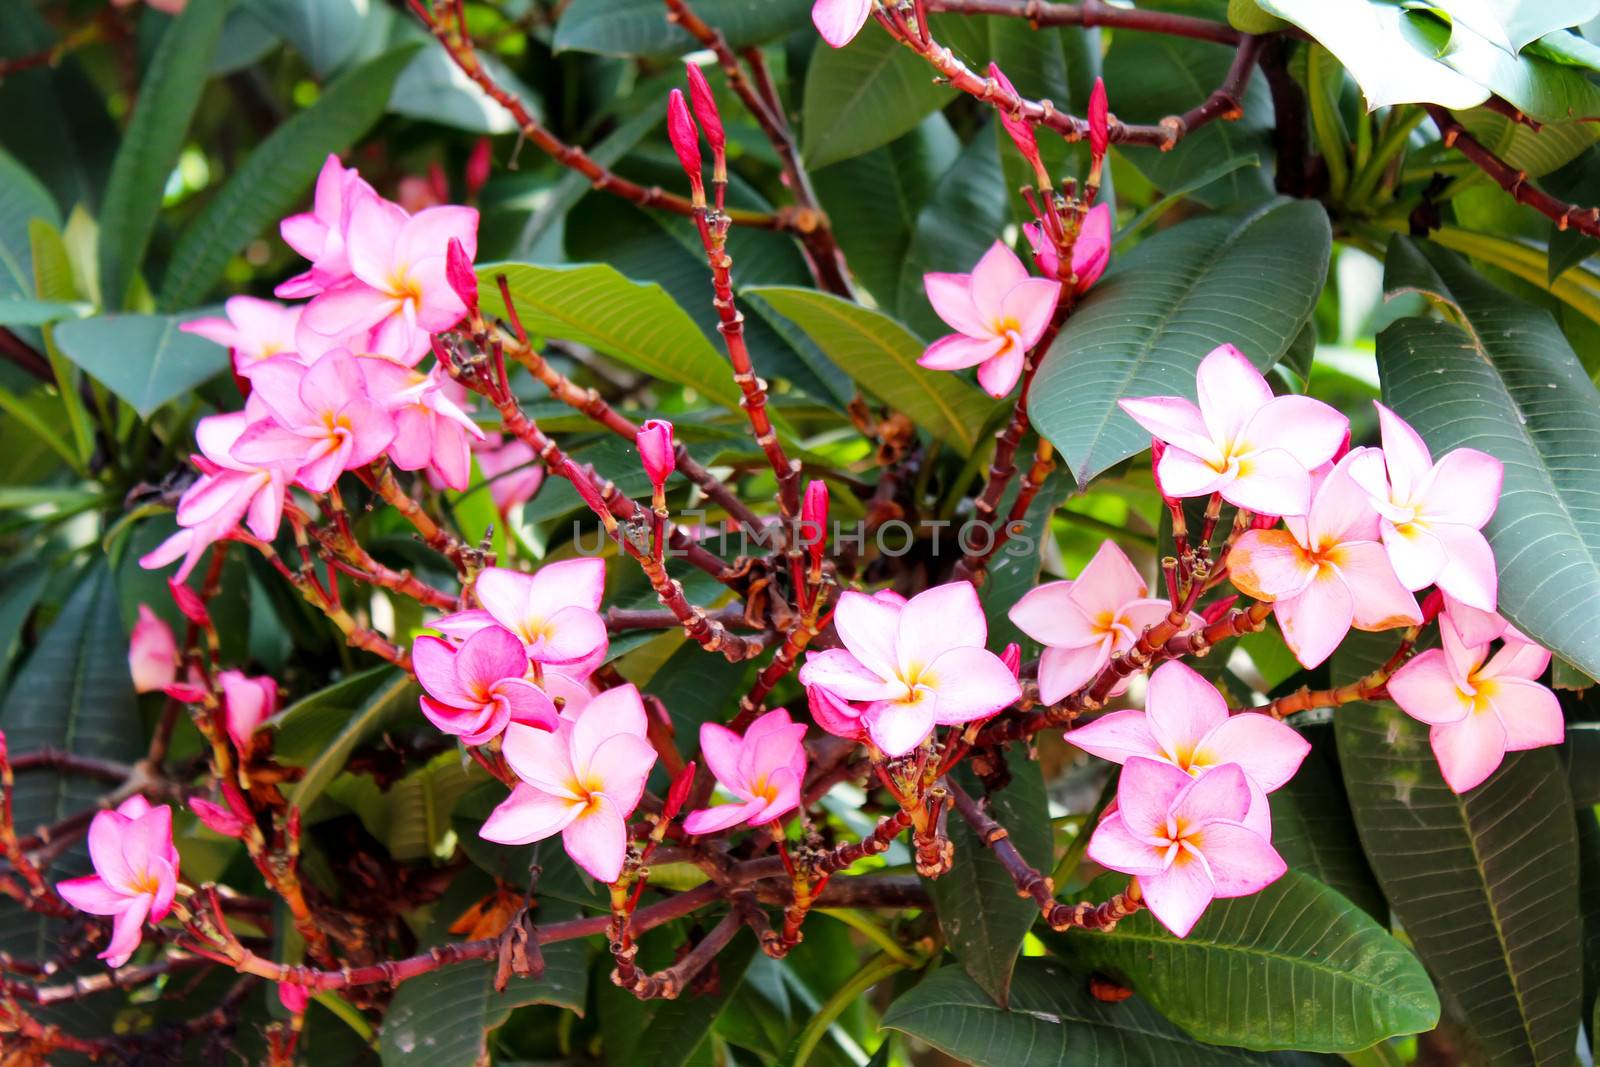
top-left (605, 605), bottom-right (753, 631)
top-left (925, 0), bottom-right (1242, 45)
top-left (1244, 625), bottom-right (1418, 719)
top-left (1425, 105), bottom-right (1600, 238)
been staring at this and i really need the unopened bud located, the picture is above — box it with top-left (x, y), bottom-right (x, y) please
top-left (163, 682), bottom-right (208, 703)
top-left (684, 63), bottom-right (725, 176)
top-left (1150, 438), bottom-right (1169, 500)
top-left (989, 63), bottom-right (1047, 188)
top-left (446, 238), bottom-right (478, 316)
top-left (666, 89), bottom-right (705, 206)
top-left (465, 138), bottom-right (492, 199)
top-left (1420, 589), bottom-right (1445, 624)
top-left (1200, 595), bottom-right (1239, 626)
top-left (636, 419), bottom-right (675, 493)
top-left (191, 796), bottom-right (250, 838)
top-left (1001, 643), bottom-right (1021, 678)
top-left (665, 761), bottom-right (697, 821)
top-left (278, 982), bottom-right (310, 1015)
top-left (1088, 77), bottom-right (1109, 160)
top-left (802, 479), bottom-right (829, 570)
top-left (168, 578), bottom-right (210, 627)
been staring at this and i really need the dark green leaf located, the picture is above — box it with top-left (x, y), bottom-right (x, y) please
top-left (1267, 724), bottom-right (1385, 919)
top-left (1377, 235), bottom-right (1600, 678)
top-left (0, 297), bottom-right (91, 327)
top-left (930, 759), bottom-right (1052, 1006)
top-left (241, 0), bottom-right (395, 77)
top-left (287, 670), bottom-right (420, 811)
top-left (554, 0), bottom-right (809, 57)
top-left (743, 285), bottom-right (999, 450)
top-left (882, 958), bottom-right (1330, 1065)
top-left (1058, 871), bottom-right (1437, 1052)
top-left (1032, 199), bottom-right (1331, 485)
top-left (1404, 11), bottom-right (1600, 124)
top-left (801, 29), bottom-right (957, 169)
top-left (386, 44), bottom-right (538, 134)
top-left (97, 0), bottom-right (228, 309)
top-left (1102, 36), bottom-right (1274, 207)
top-left (597, 925), bottom-right (757, 1067)
top-left (1334, 629), bottom-right (1581, 1067)
top-left (0, 147), bottom-right (58, 309)
top-left (53, 313), bottom-right (232, 418)
top-left (158, 43), bottom-right (421, 310)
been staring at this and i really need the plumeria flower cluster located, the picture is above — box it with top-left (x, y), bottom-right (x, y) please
top-left (142, 155), bottom-right (485, 581)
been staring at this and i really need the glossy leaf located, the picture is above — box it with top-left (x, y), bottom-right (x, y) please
top-left (482, 262), bottom-right (745, 414)
top-left (554, 0), bottom-right (809, 57)
top-left (598, 927), bottom-right (758, 1067)
top-left (1404, 11), bottom-right (1600, 124)
top-left (929, 759), bottom-right (1052, 1006)
top-left (0, 146), bottom-right (57, 309)
top-left (1060, 871), bottom-right (1437, 1052)
top-left (743, 285), bottom-right (999, 450)
top-left (1334, 630), bottom-right (1581, 1067)
top-left (1377, 235), bottom-right (1600, 678)
top-left (96, 0), bottom-right (228, 309)
top-left (802, 29), bottom-right (957, 170)
top-left (287, 670), bottom-right (420, 811)
top-left (1267, 724), bottom-right (1385, 919)
top-left (53, 313), bottom-right (232, 418)
top-left (1032, 198), bottom-right (1331, 485)
top-left (158, 43), bottom-right (422, 310)
top-left (883, 959), bottom-right (1328, 1066)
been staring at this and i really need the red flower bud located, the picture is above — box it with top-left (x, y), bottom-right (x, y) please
top-left (1150, 438), bottom-right (1169, 500)
top-left (0, 728), bottom-right (9, 766)
top-left (666, 89), bottom-right (704, 202)
top-left (664, 761), bottom-right (697, 821)
top-left (1420, 589), bottom-right (1445, 624)
top-left (1250, 511), bottom-right (1280, 531)
top-left (637, 419), bottom-right (675, 492)
top-left (168, 578), bottom-right (210, 627)
top-left (1200, 594), bottom-right (1239, 626)
top-left (684, 63), bottom-right (724, 158)
top-left (1088, 77), bottom-right (1109, 159)
top-left (446, 237), bottom-right (478, 316)
top-left (1001, 643), bottom-right (1021, 678)
top-left (801, 479), bottom-right (829, 569)
top-left (427, 161), bottom-right (449, 204)
top-left (466, 137), bottom-right (492, 199)
top-left (988, 63), bottom-right (1044, 181)
top-left (277, 981), bottom-right (310, 1015)
top-left (191, 796), bottom-right (250, 838)
top-left (163, 682), bottom-right (209, 703)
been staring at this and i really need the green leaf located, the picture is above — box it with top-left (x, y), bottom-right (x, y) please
top-left (0, 146), bottom-right (57, 308)
top-left (1377, 235), bottom-right (1600, 678)
top-left (1461, 108), bottom-right (1600, 179)
top-left (743, 285), bottom-right (999, 451)
top-left (0, 561), bottom-right (49, 696)
top-left (597, 926), bottom-right (757, 1067)
top-left (1102, 36), bottom-right (1274, 208)
top-left (1434, 0), bottom-right (1600, 54)
top-left (52, 312), bottom-right (231, 418)
top-left (980, 472), bottom-right (1072, 649)
top-left (1229, 0), bottom-right (1289, 33)
top-left (241, 0), bottom-right (395, 77)
top-left (1540, 147), bottom-right (1600, 282)
top-left (883, 958), bottom-right (1324, 1065)
top-left (327, 750), bottom-right (481, 862)
top-left (97, 0), bottom-right (228, 309)
top-left (1058, 871), bottom-right (1438, 1052)
top-left (553, 0), bottom-right (808, 57)
top-left (1404, 11), bottom-right (1600, 124)
top-left (1334, 629), bottom-right (1582, 1067)
top-left (386, 43), bottom-right (538, 135)
top-left (929, 760), bottom-right (1052, 1006)
top-left (0, 297), bottom-right (91, 326)
top-left (1266, 724), bottom-right (1385, 919)
top-left (481, 262), bottom-right (745, 415)
top-left (801, 29), bottom-right (957, 170)
top-left (158, 43), bottom-right (421, 310)
top-left (269, 666), bottom-right (395, 764)
top-left (288, 670), bottom-right (420, 811)
top-left (1032, 198), bottom-right (1331, 485)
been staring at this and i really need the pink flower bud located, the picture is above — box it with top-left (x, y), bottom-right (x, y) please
top-left (191, 795), bottom-right (250, 838)
top-left (988, 63), bottom-right (1043, 180)
top-left (446, 237), bottom-right (478, 316)
top-left (168, 579), bottom-right (210, 628)
top-left (163, 681), bottom-right (209, 703)
top-left (666, 89), bottom-right (703, 198)
top-left (1001, 643), bottom-right (1021, 678)
top-left (665, 760), bottom-right (697, 821)
top-left (466, 137), bottom-right (492, 199)
top-left (684, 63), bottom-right (724, 157)
top-left (129, 604), bottom-right (180, 694)
top-left (1200, 594), bottom-right (1239, 626)
top-left (636, 419), bottom-right (675, 492)
top-left (1420, 589), bottom-right (1445, 625)
top-left (802, 480), bottom-right (829, 569)
top-left (0, 728), bottom-right (8, 765)
top-left (1088, 77), bottom-right (1109, 159)
top-left (1150, 438), bottom-right (1169, 500)
top-left (220, 671), bottom-right (279, 751)
top-left (278, 981), bottom-right (310, 1015)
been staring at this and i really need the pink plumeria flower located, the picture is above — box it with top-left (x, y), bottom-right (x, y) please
top-left (231, 352), bottom-right (396, 494)
top-left (1387, 614), bottom-right (1562, 794)
top-left (1347, 402), bottom-right (1503, 613)
top-left (56, 797), bottom-right (180, 968)
top-left (1022, 202), bottom-right (1112, 293)
top-left (359, 357), bottom-right (484, 490)
top-left (277, 155), bottom-right (382, 299)
top-left (474, 433), bottom-right (544, 516)
top-left (413, 625), bottom-right (560, 745)
top-left (1087, 757), bottom-right (1287, 937)
top-left (1065, 661), bottom-right (1309, 838)
top-left (482, 684), bottom-right (659, 883)
top-left (920, 241), bottom-right (1061, 398)
top-left (798, 582), bottom-right (1020, 757)
top-left (301, 199), bottom-right (479, 362)
top-left (812, 0), bottom-right (871, 47)
top-left (1440, 591), bottom-right (1514, 647)
top-left (218, 670), bottom-right (278, 752)
top-left (128, 605), bottom-right (179, 694)
top-left (1120, 343), bottom-right (1348, 517)
top-left (682, 709), bottom-right (808, 834)
top-left (140, 408), bottom-right (293, 581)
top-left (1009, 540), bottom-right (1183, 704)
top-left (182, 297), bottom-right (307, 377)
top-left (433, 560), bottom-right (609, 675)
top-left (1228, 452), bottom-right (1422, 668)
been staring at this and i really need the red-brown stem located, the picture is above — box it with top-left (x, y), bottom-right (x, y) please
top-left (926, 0), bottom-right (1242, 44)
top-left (1245, 625), bottom-right (1419, 719)
top-left (295, 499), bottom-right (458, 611)
top-left (733, 579), bottom-right (834, 730)
top-left (406, 1), bottom-right (780, 231)
top-left (605, 605), bottom-right (753, 631)
top-left (1426, 106), bottom-right (1600, 238)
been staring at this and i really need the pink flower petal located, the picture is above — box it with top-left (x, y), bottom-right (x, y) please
top-left (1196, 343), bottom-right (1273, 446)
top-left (895, 582), bottom-right (986, 677)
top-left (1488, 677), bottom-right (1564, 751)
top-left (453, 625), bottom-right (527, 691)
top-left (86, 811), bottom-right (136, 890)
top-left (1380, 520), bottom-right (1447, 592)
top-left (1429, 711), bottom-right (1508, 793)
top-left (1139, 853), bottom-right (1216, 938)
top-left (1115, 756), bottom-right (1192, 839)
top-left (1308, 455), bottom-right (1381, 545)
top-left (922, 646), bottom-right (1021, 725)
top-left (832, 591), bottom-right (902, 682)
top-left (1066, 540), bottom-right (1148, 620)
top-left (1071, 203), bottom-right (1112, 290)
top-left (976, 344), bottom-right (1027, 398)
top-left (1387, 649), bottom-right (1473, 726)
top-left (531, 604), bottom-right (608, 666)
top-left (698, 722), bottom-right (747, 796)
top-left (863, 698), bottom-right (936, 756)
top-left (1274, 567), bottom-right (1355, 669)
top-left (496, 678), bottom-right (560, 732)
top-left (919, 332), bottom-right (1006, 371)
top-left (1154, 445), bottom-right (1233, 499)
top-left (1196, 821), bottom-right (1286, 898)
top-left (1171, 762), bottom-right (1251, 827)
top-left (502, 722), bottom-right (581, 799)
top-left (1240, 395), bottom-right (1348, 472)
top-left (683, 799), bottom-right (764, 835)
top-left (1008, 581), bottom-right (1102, 650)
top-left (1037, 639), bottom-right (1112, 704)
top-left (1481, 637), bottom-right (1550, 682)
top-left (562, 794), bottom-right (629, 883)
top-left (100, 896), bottom-right (152, 968)
top-left (1431, 523), bottom-right (1498, 613)
top-left (968, 241), bottom-right (1029, 320)
top-left (1442, 595), bottom-right (1508, 647)
top-left (1221, 447), bottom-right (1312, 518)
top-left (1420, 447), bottom-right (1501, 529)
top-left (587, 733), bottom-right (657, 817)
top-left (1225, 530), bottom-right (1317, 601)
top-left (1331, 541), bottom-right (1423, 632)
top-left (998, 277), bottom-right (1061, 348)
top-left (480, 784), bottom-right (582, 845)
top-left (1145, 662), bottom-right (1229, 759)
top-left (1063, 709), bottom-right (1165, 765)
top-left (812, 0), bottom-right (872, 48)
top-left (56, 874), bottom-right (128, 915)
top-left (922, 273), bottom-right (988, 338)
top-left (1196, 714), bottom-right (1309, 792)
top-left (799, 648), bottom-right (900, 702)
top-left (1373, 402), bottom-right (1434, 503)
top-left (1085, 813), bottom-right (1167, 876)
top-left (1117, 397), bottom-right (1217, 461)
top-left (531, 557), bottom-right (607, 612)
top-left (571, 684), bottom-right (650, 774)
